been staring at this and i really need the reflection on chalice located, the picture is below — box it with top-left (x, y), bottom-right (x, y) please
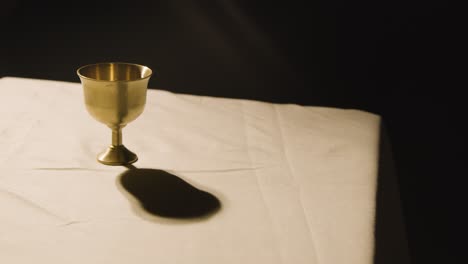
top-left (77, 62), bottom-right (152, 165)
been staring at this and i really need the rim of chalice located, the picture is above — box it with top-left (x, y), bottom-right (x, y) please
top-left (77, 62), bottom-right (153, 82)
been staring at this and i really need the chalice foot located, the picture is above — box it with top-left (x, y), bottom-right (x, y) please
top-left (97, 145), bottom-right (137, 166)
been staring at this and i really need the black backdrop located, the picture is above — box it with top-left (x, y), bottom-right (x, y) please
top-left (1, 1), bottom-right (465, 263)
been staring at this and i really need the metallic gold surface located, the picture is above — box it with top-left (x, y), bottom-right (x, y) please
top-left (77, 62), bottom-right (152, 165)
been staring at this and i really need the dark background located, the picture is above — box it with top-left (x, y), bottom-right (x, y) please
top-left (1, 0), bottom-right (465, 263)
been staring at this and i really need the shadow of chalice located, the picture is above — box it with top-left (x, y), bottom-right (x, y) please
top-left (117, 167), bottom-right (222, 223)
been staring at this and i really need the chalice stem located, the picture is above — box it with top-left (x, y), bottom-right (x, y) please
top-left (112, 127), bottom-right (123, 146)
top-left (95, 125), bottom-right (137, 165)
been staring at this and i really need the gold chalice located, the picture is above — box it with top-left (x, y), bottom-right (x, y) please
top-left (77, 62), bottom-right (152, 165)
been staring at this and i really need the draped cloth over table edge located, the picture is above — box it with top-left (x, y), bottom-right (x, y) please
top-left (0, 77), bottom-right (409, 264)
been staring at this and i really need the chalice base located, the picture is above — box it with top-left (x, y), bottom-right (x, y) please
top-left (97, 145), bottom-right (138, 166)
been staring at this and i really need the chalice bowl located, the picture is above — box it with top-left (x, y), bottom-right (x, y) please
top-left (77, 62), bottom-right (152, 165)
